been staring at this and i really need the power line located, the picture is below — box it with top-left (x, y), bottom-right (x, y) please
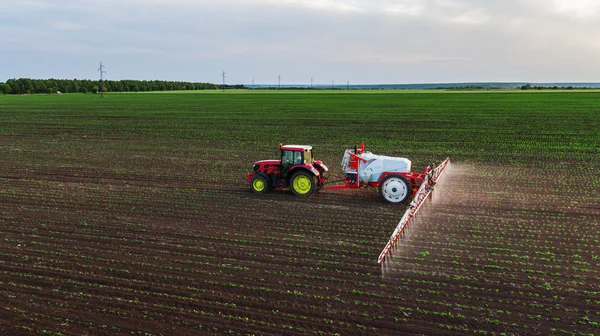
top-left (98, 62), bottom-right (106, 97)
top-left (222, 71), bottom-right (226, 92)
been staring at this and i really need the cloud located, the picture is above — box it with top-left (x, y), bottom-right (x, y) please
top-left (382, 2), bottom-right (424, 16)
top-left (0, 0), bottom-right (599, 83)
top-left (441, 8), bottom-right (490, 25)
top-left (10, 0), bottom-right (54, 10)
top-left (351, 53), bottom-right (469, 65)
top-left (551, 0), bottom-right (600, 18)
top-left (48, 21), bottom-right (85, 31)
top-left (274, 0), bottom-right (363, 12)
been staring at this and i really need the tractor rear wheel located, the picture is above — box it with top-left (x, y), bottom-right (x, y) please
top-left (251, 174), bottom-right (271, 194)
top-left (290, 171), bottom-right (317, 197)
top-left (379, 174), bottom-right (411, 204)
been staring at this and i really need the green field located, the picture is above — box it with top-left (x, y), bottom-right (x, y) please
top-left (2, 91), bottom-right (599, 168)
top-left (1, 91), bottom-right (599, 335)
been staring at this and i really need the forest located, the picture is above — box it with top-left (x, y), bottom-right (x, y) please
top-left (0, 78), bottom-right (246, 94)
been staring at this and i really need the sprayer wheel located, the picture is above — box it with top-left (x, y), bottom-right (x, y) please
top-left (379, 174), bottom-right (411, 204)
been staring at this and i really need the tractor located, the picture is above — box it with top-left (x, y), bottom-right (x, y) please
top-left (247, 144), bottom-right (328, 197)
top-left (247, 142), bottom-right (449, 204)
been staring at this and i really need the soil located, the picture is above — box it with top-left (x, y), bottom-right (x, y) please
top-left (1, 160), bottom-right (599, 335)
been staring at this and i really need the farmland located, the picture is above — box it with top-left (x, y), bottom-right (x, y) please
top-left (0, 91), bottom-right (599, 335)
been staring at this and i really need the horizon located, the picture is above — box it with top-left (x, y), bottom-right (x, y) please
top-left (3, 77), bottom-right (600, 86)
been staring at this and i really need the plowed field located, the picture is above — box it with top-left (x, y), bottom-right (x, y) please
top-left (1, 91), bottom-right (599, 335)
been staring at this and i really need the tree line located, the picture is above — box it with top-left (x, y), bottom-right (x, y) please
top-left (0, 78), bottom-right (243, 94)
top-left (519, 84), bottom-right (597, 90)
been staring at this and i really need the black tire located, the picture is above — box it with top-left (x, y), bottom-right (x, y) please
top-left (289, 170), bottom-right (317, 197)
top-left (250, 174), bottom-right (271, 194)
top-left (379, 174), bottom-right (411, 204)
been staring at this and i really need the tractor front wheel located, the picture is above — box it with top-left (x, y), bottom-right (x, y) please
top-left (251, 174), bottom-right (271, 194)
top-left (379, 174), bottom-right (411, 204)
top-left (290, 171), bottom-right (317, 197)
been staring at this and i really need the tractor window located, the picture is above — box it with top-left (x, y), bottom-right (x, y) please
top-left (282, 151), bottom-right (294, 165)
top-left (304, 150), bottom-right (312, 164)
top-left (294, 151), bottom-right (303, 165)
top-left (281, 150), bottom-right (299, 176)
top-left (282, 150), bottom-right (304, 165)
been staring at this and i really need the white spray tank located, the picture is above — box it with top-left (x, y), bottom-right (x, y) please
top-left (341, 148), bottom-right (412, 183)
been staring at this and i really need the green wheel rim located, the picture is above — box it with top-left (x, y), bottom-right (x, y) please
top-left (293, 175), bottom-right (312, 194)
top-left (253, 179), bottom-right (265, 192)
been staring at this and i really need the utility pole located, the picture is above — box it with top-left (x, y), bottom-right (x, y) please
top-left (252, 78), bottom-right (255, 87)
top-left (332, 80), bottom-right (334, 89)
top-left (311, 77), bottom-right (313, 88)
top-left (278, 75), bottom-right (281, 89)
top-left (222, 71), bottom-right (226, 92)
top-left (98, 62), bottom-right (106, 97)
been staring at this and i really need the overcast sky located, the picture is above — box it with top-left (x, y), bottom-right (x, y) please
top-left (1, 0), bottom-right (599, 84)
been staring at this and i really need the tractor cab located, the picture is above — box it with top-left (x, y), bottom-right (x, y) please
top-left (279, 144), bottom-right (313, 177)
top-left (247, 143), bottom-right (327, 197)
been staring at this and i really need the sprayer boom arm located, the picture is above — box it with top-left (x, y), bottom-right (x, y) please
top-left (377, 157), bottom-right (450, 264)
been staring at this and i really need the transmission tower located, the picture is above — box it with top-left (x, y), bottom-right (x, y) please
top-left (98, 62), bottom-right (107, 97)
top-left (311, 77), bottom-right (313, 88)
top-left (278, 75), bottom-right (281, 89)
top-left (222, 71), bottom-right (226, 91)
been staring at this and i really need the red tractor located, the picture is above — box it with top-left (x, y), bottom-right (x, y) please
top-left (247, 144), bottom-right (328, 197)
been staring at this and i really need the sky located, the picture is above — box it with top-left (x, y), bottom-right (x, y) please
top-left (1, 0), bottom-right (599, 84)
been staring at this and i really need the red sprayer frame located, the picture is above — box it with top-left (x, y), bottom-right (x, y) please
top-left (326, 142), bottom-right (429, 193)
top-left (377, 157), bottom-right (450, 264)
